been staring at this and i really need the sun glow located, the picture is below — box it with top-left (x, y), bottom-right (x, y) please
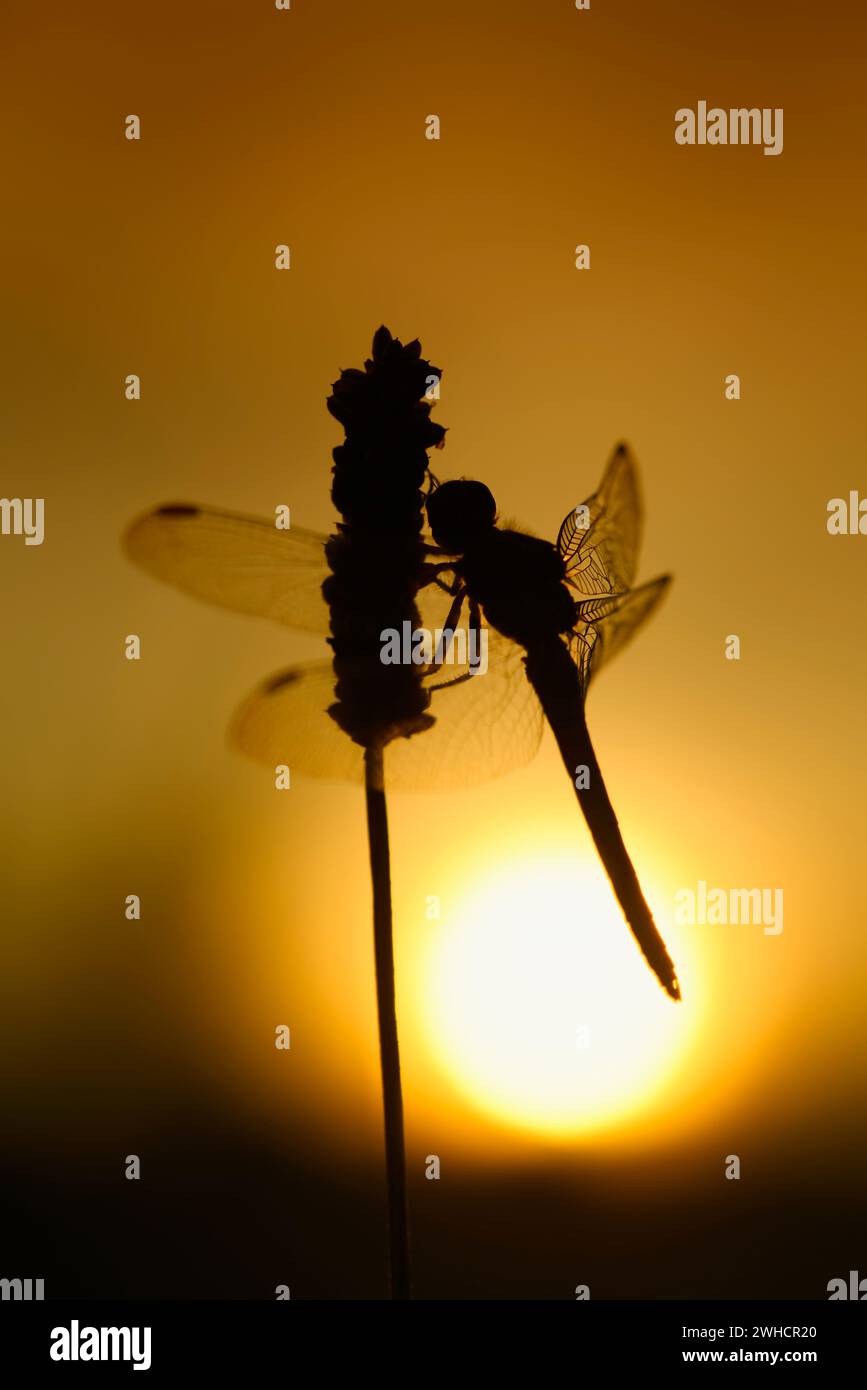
top-left (420, 855), bottom-right (698, 1137)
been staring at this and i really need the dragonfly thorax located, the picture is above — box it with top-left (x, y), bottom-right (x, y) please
top-left (428, 480), bottom-right (577, 647)
top-left (461, 528), bottom-right (577, 647)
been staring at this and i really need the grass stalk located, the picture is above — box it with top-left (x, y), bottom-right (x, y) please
top-left (364, 743), bottom-right (411, 1299)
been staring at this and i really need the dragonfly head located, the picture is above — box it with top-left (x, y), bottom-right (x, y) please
top-left (426, 479), bottom-right (497, 554)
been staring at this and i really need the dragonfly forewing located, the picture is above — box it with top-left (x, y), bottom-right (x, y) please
top-left (124, 504), bottom-right (334, 634)
top-left (557, 444), bottom-right (644, 598)
top-left (124, 503), bottom-right (464, 637)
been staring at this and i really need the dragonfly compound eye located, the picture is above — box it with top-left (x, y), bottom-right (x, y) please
top-left (426, 479), bottom-right (497, 553)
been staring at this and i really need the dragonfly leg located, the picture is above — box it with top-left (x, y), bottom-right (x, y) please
top-left (466, 597), bottom-right (487, 676)
top-left (420, 585), bottom-right (486, 687)
top-left (425, 587), bottom-right (468, 675)
top-left (427, 669), bottom-right (474, 692)
top-left (425, 592), bottom-right (490, 689)
top-left (419, 559), bottom-right (462, 594)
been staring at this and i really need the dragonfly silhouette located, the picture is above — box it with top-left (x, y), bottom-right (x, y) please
top-left (125, 443), bottom-right (679, 998)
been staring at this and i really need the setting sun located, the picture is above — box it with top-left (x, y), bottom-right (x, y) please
top-left (419, 855), bottom-right (699, 1137)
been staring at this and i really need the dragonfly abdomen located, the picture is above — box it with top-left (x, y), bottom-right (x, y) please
top-left (523, 636), bottom-right (680, 1000)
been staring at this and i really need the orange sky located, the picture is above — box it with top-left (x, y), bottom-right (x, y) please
top-left (2, 1), bottom-right (866, 1297)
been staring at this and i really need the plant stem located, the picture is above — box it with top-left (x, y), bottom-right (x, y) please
top-left (524, 638), bottom-right (681, 1001)
top-left (364, 743), bottom-right (411, 1300)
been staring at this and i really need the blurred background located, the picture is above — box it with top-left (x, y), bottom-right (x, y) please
top-left (2, 0), bottom-right (865, 1298)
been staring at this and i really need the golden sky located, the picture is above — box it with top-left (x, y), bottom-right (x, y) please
top-left (3, 0), bottom-right (866, 1297)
